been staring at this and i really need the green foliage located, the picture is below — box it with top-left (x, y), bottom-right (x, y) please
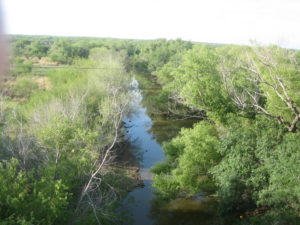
top-left (153, 122), bottom-right (220, 197)
top-left (10, 77), bottom-right (39, 98)
top-left (152, 174), bottom-right (180, 200)
top-left (157, 45), bottom-right (237, 123)
top-left (36, 118), bottom-right (98, 187)
top-left (152, 43), bottom-right (300, 224)
top-left (257, 132), bottom-right (300, 212)
top-left (10, 58), bottom-right (33, 77)
top-left (209, 117), bottom-right (300, 223)
top-left (48, 40), bottom-right (73, 64)
top-left (211, 122), bottom-right (262, 214)
top-left (26, 41), bottom-right (50, 58)
top-left (125, 38), bottom-right (193, 72)
top-left (150, 162), bottom-right (171, 174)
top-left (172, 122), bottom-right (220, 194)
top-left (218, 45), bottom-right (300, 126)
top-left (2, 36), bottom-right (133, 224)
top-left (6, 35), bottom-right (300, 225)
top-left (0, 159), bottom-right (70, 225)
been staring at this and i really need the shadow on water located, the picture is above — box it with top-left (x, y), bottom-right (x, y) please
top-left (120, 78), bottom-right (219, 225)
top-left (150, 198), bottom-right (219, 225)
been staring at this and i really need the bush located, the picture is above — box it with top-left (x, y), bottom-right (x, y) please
top-left (11, 77), bottom-right (39, 98)
top-left (0, 159), bottom-right (70, 225)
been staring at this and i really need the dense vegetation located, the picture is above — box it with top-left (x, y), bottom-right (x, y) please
top-left (2, 35), bottom-right (300, 225)
top-left (151, 44), bottom-right (300, 224)
top-left (1, 36), bottom-right (135, 224)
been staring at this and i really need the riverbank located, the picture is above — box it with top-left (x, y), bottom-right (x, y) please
top-left (110, 140), bottom-right (144, 192)
top-left (117, 77), bottom-right (222, 225)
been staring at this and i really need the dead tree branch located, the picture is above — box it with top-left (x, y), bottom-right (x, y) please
top-left (75, 87), bottom-right (129, 224)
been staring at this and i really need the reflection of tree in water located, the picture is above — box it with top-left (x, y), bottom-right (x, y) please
top-left (149, 118), bottom-right (197, 144)
top-left (149, 198), bottom-right (219, 225)
top-left (136, 76), bottom-right (200, 145)
top-left (126, 76), bottom-right (220, 225)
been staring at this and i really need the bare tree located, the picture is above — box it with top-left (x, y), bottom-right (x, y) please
top-left (220, 46), bottom-right (300, 132)
top-left (74, 86), bottom-right (129, 225)
top-left (1, 110), bottom-right (41, 171)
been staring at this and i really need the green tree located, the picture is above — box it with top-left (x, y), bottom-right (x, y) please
top-left (153, 122), bottom-right (220, 197)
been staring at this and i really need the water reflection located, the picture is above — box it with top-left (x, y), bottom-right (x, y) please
top-left (150, 118), bottom-right (197, 144)
top-left (121, 78), bottom-right (218, 225)
top-left (150, 198), bottom-right (219, 225)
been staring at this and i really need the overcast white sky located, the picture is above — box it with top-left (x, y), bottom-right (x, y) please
top-left (2, 0), bottom-right (300, 48)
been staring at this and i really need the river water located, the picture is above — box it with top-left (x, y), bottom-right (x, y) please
top-left (121, 78), bottom-right (218, 225)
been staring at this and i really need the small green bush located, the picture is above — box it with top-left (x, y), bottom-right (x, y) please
top-left (11, 77), bottom-right (39, 98)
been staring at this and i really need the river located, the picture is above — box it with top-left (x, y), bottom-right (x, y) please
top-left (121, 78), bottom-right (218, 225)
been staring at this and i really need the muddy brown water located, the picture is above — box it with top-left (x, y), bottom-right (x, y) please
top-left (120, 78), bottom-right (218, 225)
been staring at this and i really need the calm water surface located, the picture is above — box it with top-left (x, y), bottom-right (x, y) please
top-left (121, 78), bottom-right (218, 225)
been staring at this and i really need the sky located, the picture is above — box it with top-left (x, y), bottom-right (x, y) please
top-left (2, 0), bottom-right (300, 48)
